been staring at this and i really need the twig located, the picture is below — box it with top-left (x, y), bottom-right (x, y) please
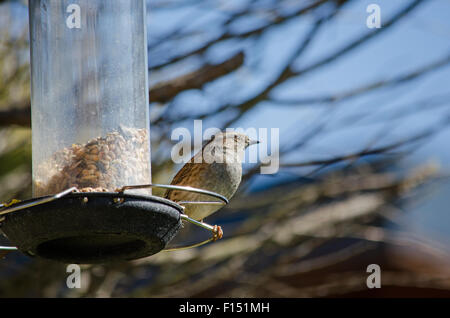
top-left (271, 52), bottom-right (450, 106)
top-left (149, 0), bottom-right (330, 71)
top-left (150, 51), bottom-right (244, 103)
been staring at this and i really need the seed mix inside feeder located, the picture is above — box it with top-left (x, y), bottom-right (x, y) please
top-left (0, 0), bottom-right (225, 264)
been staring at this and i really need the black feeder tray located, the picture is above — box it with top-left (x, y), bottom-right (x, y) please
top-left (0, 185), bottom-right (228, 264)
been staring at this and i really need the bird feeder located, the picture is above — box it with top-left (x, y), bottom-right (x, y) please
top-left (0, 0), bottom-right (226, 264)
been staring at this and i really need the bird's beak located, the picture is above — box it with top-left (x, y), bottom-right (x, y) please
top-left (249, 139), bottom-right (259, 146)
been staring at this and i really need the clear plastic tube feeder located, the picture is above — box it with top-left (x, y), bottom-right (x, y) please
top-left (30, 0), bottom-right (151, 196)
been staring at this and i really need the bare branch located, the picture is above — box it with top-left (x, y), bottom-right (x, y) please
top-left (159, 0), bottom-right (426, 128)
top-left (227, 0), bottom-right (427, 125)
top-left (271, 52), bottom-right (450, 106)
top-left (295, 0), bottom-right (426, 77)
top-left (0, 105), bottom-right (30, 127)
top-left (149, 0), bottom-right (330, 71)
top-left (150, 51), bottom-right (244, 103)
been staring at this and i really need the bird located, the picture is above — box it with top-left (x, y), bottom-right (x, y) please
top-left (165, 131), bottom-right (258, 240)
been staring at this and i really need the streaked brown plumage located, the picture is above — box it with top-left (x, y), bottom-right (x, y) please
top-left (165, 132), bottom-right (258, 224)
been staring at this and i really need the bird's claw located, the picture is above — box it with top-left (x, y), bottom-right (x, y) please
top-left (212, 225), bottom-right (223, 241)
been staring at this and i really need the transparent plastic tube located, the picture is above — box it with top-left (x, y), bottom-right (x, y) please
top-left (29, 0), bottom-right (150, 196)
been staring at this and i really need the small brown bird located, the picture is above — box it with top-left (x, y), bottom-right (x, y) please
top-left (165, 131), bottom-right (258, 239)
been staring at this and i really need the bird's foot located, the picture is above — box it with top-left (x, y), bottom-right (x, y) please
top-left (212, 225), bottom-right (223, 241)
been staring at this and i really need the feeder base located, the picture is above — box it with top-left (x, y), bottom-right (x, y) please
top-left (0, 193), bottom-right (182, 264)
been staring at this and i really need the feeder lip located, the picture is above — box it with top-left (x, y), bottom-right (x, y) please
top-left (0, 187), bottom-right (77, 217)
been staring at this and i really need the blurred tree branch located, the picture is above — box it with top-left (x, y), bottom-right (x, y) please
top-left (271, 52), bottom-right (450, 106)
top-left (0, 103), bottom-right (30, 127)
top-left (149, 0), bottom-right (331, 71)
top-left (155, 0), bottom-right (427, 127)
top-left (150, 51), bottom-right (244, 103)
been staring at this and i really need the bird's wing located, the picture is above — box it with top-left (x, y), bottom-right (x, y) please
top-left (164, 162), bottom-right (195, 199)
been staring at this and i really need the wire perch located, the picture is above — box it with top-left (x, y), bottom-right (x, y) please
top-left (116, 183), bottom-right (228, 251)
top-left (0, 184), bottom-right (228, 255)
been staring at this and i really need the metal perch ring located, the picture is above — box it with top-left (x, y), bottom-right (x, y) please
top-left (116, 183), bottom-right (228, 251)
